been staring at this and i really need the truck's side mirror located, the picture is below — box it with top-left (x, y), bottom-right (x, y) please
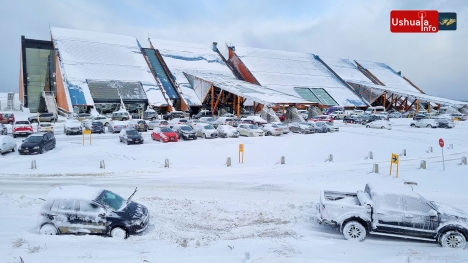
top-left (429, 209), bottom-right (437, 217)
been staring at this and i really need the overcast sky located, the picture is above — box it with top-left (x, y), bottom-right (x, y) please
top-left (1, 0), bottom-right (467, 101)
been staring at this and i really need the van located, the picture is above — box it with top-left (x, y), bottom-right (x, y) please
top-left (365, 106), bottom-right (386, 114)
top-left (0, 112), bottom-right (15, 124)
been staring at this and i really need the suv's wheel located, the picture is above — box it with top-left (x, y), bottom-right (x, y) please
top-left (110, 227), bottom-right (127, 239)
top-left (40, 224), bottom-right (58, 235)
top-left (342, 221), bottom-right (367, 241)
top-left (366, 125), bottom-right (370, 128)
top-left (105, 122), bottom-right (109, 126)
top-left (439, 230), bottom-right (466, 249)
top-left (267, 131), bottom-right (272, 136)
top-left (427, 124), bottom-right (432, 128)
top-left (381, 126), bottom-right (385, 129)
top-left (410, 124), bottom-right (415, 127)
top-left (122, 118), bottom-right (127, 121)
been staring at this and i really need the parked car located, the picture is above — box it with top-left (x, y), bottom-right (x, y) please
top-left (0, 112), bottom-right (15, 124)
top-left (412, 114), bottom-right (427, 121)
top-left (0, 123), bottom-right (7, 135)
top-left (18, 132), bottom-right (56, 155)
top-left (262, 124), bottom-right (283, 136)
top-left (199, 117), bottom-right (218, 127)
top-left (388, 112), bottom-right (402, 118)
top-left (12, 120), bottom-right (33, 138)
top-left (128, 119), bottom-right (148, 132)
top-left (217, 125), bottom-right (240, 138)
top-left (75, 113), bottom-right (93, 122)
top-left (242, 116), bottom-right (267, 126)
top-left (195, 124), bottom-right (219, 139)
top-left (169, 118), bottom-right (189, 128)
top-left (365, 120), bottom-right (392, 130)
top-left (151, 127), bottom-right (179, 142)
top-left (163, 111), bottom-right (185, 120)
top-left (92, 115), bottom-right (111, 126)
top-left (317, 183), bottom-right (468, 249)
top-left (288, 122), bottom-right (315, 134)
top-left (360, 114), bottom-right (387, 125)
top-left (237, 124), bottom-right (264, 137)
top-left (410, 119), bottom-right (438, 128)
top-left (220, 113), bottom-right (236, 118)
top-left (329, 110), bottom-right (348, 120)
top-left (172, 125), bottom-right (197, 140)
top-left (436, 118), bottom-right (455, 129)
top-left (0, 135), bottom-right (16, 155)
top-left (143, 111), bottom-right (159, 121)
top-left (37, 185), bottom-right (149, 239)
top-left (310, 115), bottom-right (334, 123)
top-left (148, 120), bottom-right (169, 130)
top-left (343, 116), bottom-right (362, 124)
top-left (270, 122), bottom-right (290, 134)
top-left (186, 119), bottom-right (203, 129)
top-left (64, 120), bottom-right (83, 135)
top-left (309, 122), bottom-right (328, 133)
top-left (451, 113), bottom-right (467, 121)
top-left (193, 110), bottom-right (213, 119)
top-left (28, 112), bottom-right (57, 123)
top-left (321, 121), bottom-right (339, 132)
top-left (89, 121), bottom-right (105, 134)
top-left (215, 117), bottom-right (235, 126)
top-left (108, 121), bottom-right (128, 133)
top-left (37, 122), bottom-right (54, 133)
top-left (111, 111), bottom-right (130, 121)
top-left (119, 128), bottom-right (144, 145)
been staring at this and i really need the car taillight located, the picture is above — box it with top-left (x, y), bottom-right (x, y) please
top-left (114, 126), bottom-right (117, 128)
top-left (274, 129), bottom-right (278, 130)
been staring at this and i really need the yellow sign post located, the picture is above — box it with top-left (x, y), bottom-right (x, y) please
top-left (454, 117), bottom-right (459, 126)
top-left (239, 144), bottom-right (244, 163)
top-left (390, 153), bottom-right (399, 178)
top-left (82, 129), bottom-right (92, 145)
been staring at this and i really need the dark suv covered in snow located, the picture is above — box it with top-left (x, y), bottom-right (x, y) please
top-left (38, 185), bottom-right (149, 239)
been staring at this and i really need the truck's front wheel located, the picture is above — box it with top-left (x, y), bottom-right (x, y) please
top-left (343, 221), bottom-right (366, 242)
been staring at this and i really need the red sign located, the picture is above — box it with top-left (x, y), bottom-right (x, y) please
top-left (439, 138), bottom-right (444, 148)
top-left (390, 10), bottom-right (439, 33)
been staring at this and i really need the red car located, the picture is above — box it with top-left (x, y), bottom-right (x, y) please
top-left (309, 115), bottom-right (334, 123)
top-left (151, 127), bottom-right (179, 142)
top-left (13, 120), bottom-right (33, 138)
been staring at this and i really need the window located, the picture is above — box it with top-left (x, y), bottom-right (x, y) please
top-left (378, 195), bottom-right (402, 210)
top-left (404, 197), bottom-right (432, 213)
top-left (294, 88), bottom-right (338, 106)
top-left (79, 201), bottom-right (105, 213)
top-left (56, 200), bottom-right (75, 212)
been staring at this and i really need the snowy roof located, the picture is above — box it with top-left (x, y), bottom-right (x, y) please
top-left (320, 56), bottom-right (374, 85)
top-left (355, 60), bottom-right (422, 93)
top-left (366, 183), bottom-right (420, 198)
top-left (46, 185), bottom-right (103, 201)
top-left (185, 72), bottom-right (313, 106)
top-left (233, 46), bottom-right (367, 107)
top-left (51, 27), bottom-right (162, 106)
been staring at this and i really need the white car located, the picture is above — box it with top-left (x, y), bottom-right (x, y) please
top-left (92, 115), bottom-right (111, 126)
top-left (37, 122), bottom-right (54, 133)
top-left (237, 124), bottom-right (264, 137)
top-left (194, 124), bottom-right (218, 139)
top-left (64, 120), bottom-right (83, 135)
top-left (319, 121), bottom-right (339, 132)
top-left (169, 118), bottom-right (189, 128)
top-left (199, 117), bottom-right (218, 127)
top-left (365, 120), bottom-right (392, 130)
top-left (217, 125), bottom-right (239, 138)
top-left (215, 117), bottom-right (235, 126)
top-left (242, 116), bottom-right (267, 125)
top-left (262, 124), bottom-right (283, 136)
top-left (107, 121), bottom-right (128, 133)
top-left (0, 135), bottom-right (16, 155)
top-left (148, 120), bottom-right (169, 130)
top-left (270, 122), bottom-right (290, 134)
top-left (410, 119), bottom-right (438, 128)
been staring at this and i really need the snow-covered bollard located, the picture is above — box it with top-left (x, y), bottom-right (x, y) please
top-left (372, 163), bottom-right (379, 173)
top-left (226, 157), bottom-right (231, 167)
top-left (368, 151), bottom-right (373, 160)
top-left (427, 147), bottom-right (433, 153)
top-left (31, 160), bottom-right (37, 170)
top-left (100, 160), bottom-right (105, 169)
top-left (462, 156), bottom-right (467, 165)
top-left (402, 149), bottom-right (406, 156)
top-left (328, 154), bottom-right (333, 162)
top-left (164, 158), bottom-right (169, 168)
top-left (448, 144), bottom-right (453, 149)
top-left (281, 156), bottom-right (285, 164)
top-left (420, 160), bottom-right (427, 169)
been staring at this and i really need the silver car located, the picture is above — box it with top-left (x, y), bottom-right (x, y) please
top-left (237, 124), bottom-right (264, 137)
top-left (148, 120), bottom-right (169, 130)
top-left (195, 124), bottom-right (218, 139)
top-left (217, 125), bottom-right (239, 138)
top-left (108, 121), bottom-right (128, 133)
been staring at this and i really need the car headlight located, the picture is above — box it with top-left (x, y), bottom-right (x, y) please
top-left (33, 146), bottom-right (40, 149)
top-left (131, 219), bottom-right (142, 225)
top-left (128, 138), bottom-right (133, 141)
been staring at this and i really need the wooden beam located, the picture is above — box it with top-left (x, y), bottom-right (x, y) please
top-left (237, 96), bottom-right (241, 118)
top-left (211, 85), bottom-right (215, 112)
top-left (383, 92), bottom-right (386, 108)
top-left (400, 97), bottom-right (408, 109)
top-left (405, 98), bottom-right (416, 111)
top-left (213, 90), bottom-right (224, 113)
top-left (385, 94), bottom-right (394, 110)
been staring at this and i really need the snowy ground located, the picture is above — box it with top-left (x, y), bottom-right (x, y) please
top-left (1, 112), bottom-right (468, 263)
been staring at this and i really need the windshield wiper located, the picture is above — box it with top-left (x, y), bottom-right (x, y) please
top-left (126, 187), bottom-right (138, 204)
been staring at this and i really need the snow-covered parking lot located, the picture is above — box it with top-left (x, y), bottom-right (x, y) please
top-left (1, 113), bottom-right (468, 263)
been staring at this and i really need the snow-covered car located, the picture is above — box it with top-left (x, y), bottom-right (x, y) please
top-left (37, 122), bottom-right (54, 133)
top-left (329, 110), bottom-right (348, 120)
top-left (389, 112), bottom-right (402, 118)
top-left (151, 126), bottom-right (179, 142)
top-left (320, 121), bottom-right (339, 132)
top-left (410, 119), bottom-right (438, 128)
top-left (262, 124), bottom-right (283, 136)
top-left (13, 120), bottom-right (33, 138)
top-left (317, 183), bottom-right (468, 249)
top-left (186, 119), bottom-right (203, 129)
top-left (242, 116), bottom-right (267, 126)
top-left (237, 124), bottom-right (264, 137)
top-left (119, 128), bottom-right (144, 145)
top-left (108, 121), bottom-right (128, 133)
top-left (168, 118), bottom-right (189, 128)
top-left (305, 122), bottom-right (328, 133)
top-left (217, 125), bottom-right (239, 138)
top-left (270, 122), bottom-right (290, 134)
top-left (0, 135), bottom-right (16, 155)
top-left (147, 120), bottom-right (169, 130)
top-left (64, 120), bottom-right (83, 135)
top-left (92, 115), bottom-right (111, 126)
top-left (172, 125), bottom-right (197, 140)
top-left (365, 120), bottom-right (392, 130)
top-left (288, 122), bottom-right (315, 134)
top-left (450, 113), bottom-right (467, 121)
top-left (199, 117), bottom-right (218, 127)
top-left (436, 118), bottom-right (455, 129)
top-left (214, 117), bottom-right (235, 126)
top-left (195, 124), bottom-right (219, 139)
top-left (38, 185), bottom-right (149, 239)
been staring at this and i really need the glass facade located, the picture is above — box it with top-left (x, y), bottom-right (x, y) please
top-left (25, 48), bottom-right (54, 112)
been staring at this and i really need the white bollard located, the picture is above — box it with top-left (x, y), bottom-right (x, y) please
top-left (372, 163), bottom-right (379, 173)
top-left (281, 156), bottom-right (285, 164)
top-left (368, 151), bottom-right (373, 160)
top-left (226, 157), bottom-right (231, 167)
top-left (448, 144), bottom-right (453, 149)
top-left (328, 154), bottom-right (333, 162)
top-left (402, 149), bottom-right (406, 156)
top-left (427, 147), bottom-right (433, 153)
top-left (164, 158), bottom-right (169, 168)
top-left (462, 156), bottom-right (467, 165)
top-left (420, 160), bottom-right (427, 169)
top-left (100, 160), bottom-right (105, 169)
top-left (31, 160), bottom-right (37, 170)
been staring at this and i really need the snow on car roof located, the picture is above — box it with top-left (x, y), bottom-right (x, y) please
top-left (46, 185), bottom-right (103, 201)
top-left (366, 183), bottom-right (419, 198)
